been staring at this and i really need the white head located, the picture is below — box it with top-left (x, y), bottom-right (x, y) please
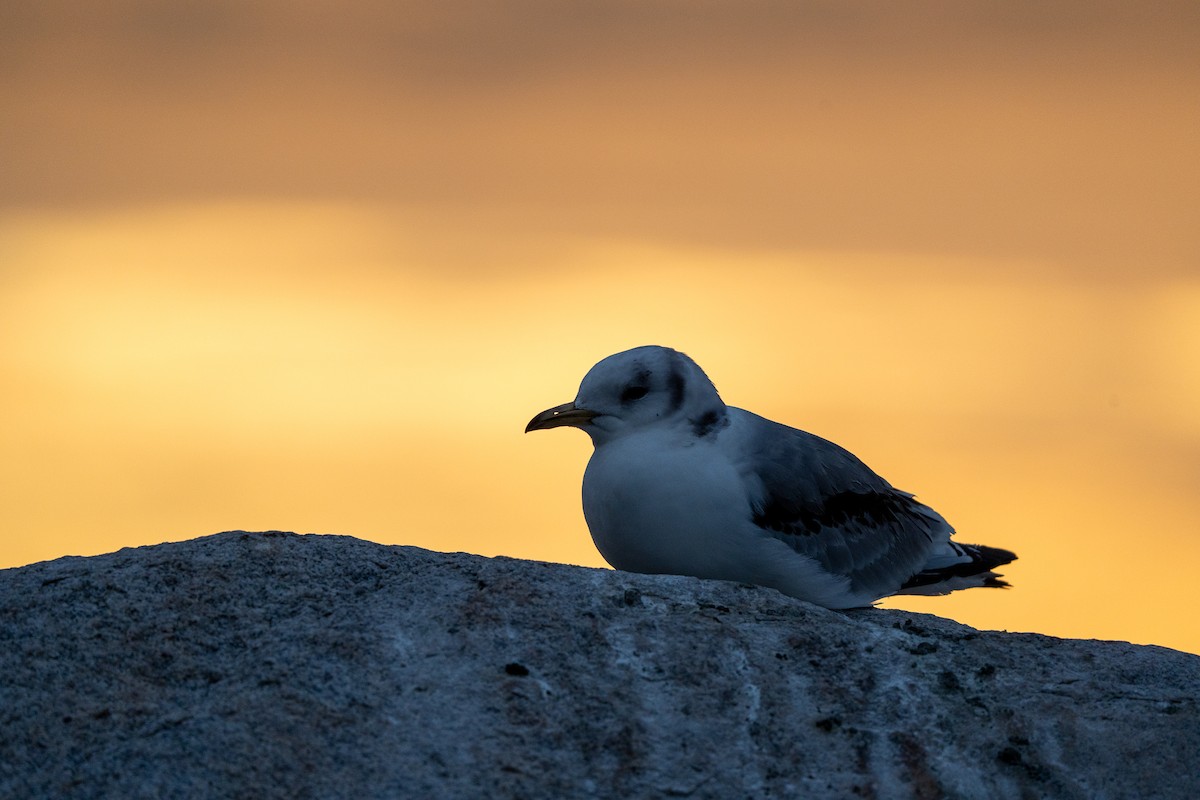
top-left (526, 345), bottom-right (728, 446)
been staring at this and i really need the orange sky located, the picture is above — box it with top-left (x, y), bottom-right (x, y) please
top-left (2, 2), bottom-right (1198, 654)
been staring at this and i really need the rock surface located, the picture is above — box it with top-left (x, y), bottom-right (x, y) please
top-left (1, 531), bottom-right (1196, 799)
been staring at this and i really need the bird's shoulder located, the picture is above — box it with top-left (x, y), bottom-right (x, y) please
top-left (722, 407), bottom-right (945, 539)
top-left (721, 408), bottom-right (891, 503)
top-left (721, 407), bottom-right (949, 596)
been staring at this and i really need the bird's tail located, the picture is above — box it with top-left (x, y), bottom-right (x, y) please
top-left (898, 542), bottom-right (1018, 596)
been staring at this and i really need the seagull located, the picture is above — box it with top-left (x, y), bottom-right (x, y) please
top-left (526, 345), bottom-right (1016, 609)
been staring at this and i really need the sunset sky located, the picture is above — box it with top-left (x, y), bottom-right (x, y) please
top-left (2, 1), bottom-right (1198, 654)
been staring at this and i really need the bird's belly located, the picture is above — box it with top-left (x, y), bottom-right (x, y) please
top-left (582, 439), bottom-right (749, 577)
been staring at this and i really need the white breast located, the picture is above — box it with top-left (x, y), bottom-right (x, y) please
top-left (582, 430), bottom-right (748, 577)
top-left (581, 425), bottom-right (862, 607)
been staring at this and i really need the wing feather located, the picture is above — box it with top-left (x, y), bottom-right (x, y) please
top-left (730, 409), bottom-right (949, 599)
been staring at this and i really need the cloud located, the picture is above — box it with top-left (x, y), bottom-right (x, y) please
top-left (2, 1), bottom-right (1197, 274)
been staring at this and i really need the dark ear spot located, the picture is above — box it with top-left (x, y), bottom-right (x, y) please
top-left (666, 357), bottom-right (687, 412)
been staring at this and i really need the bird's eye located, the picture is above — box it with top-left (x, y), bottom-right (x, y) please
top-left (620, 384), bottom-right (649, 403)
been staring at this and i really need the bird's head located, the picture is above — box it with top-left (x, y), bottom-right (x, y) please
top-left (525, 345), bottom-right (726, 445)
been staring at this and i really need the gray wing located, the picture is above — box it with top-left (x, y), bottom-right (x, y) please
top-left (731, 409), bottom-right (949, 599)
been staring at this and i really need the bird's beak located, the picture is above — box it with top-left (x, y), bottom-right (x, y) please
top-left (525, 401), bottom-right (598, 433)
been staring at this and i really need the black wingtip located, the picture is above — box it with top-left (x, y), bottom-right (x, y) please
top-left (973, 545), bottom-right (1018, 572)
top-left (899, 543), bottom-right (1019, 592)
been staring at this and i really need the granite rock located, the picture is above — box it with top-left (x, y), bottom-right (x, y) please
top-left (1, 531), bottom-right (1196, 799)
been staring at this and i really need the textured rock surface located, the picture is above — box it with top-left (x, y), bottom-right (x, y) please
top-left (1, 531), bottom-right (1196, 799)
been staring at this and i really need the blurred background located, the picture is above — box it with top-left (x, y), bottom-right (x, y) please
top-left (2, 1), bottom-right (1198, 654)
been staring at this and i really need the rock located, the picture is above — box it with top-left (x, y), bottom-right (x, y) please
top-left (0, 531), bottom-right (1195, 799)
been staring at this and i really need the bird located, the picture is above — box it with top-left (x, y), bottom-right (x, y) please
top-left (525, 345), bottom-right (1016, 609)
